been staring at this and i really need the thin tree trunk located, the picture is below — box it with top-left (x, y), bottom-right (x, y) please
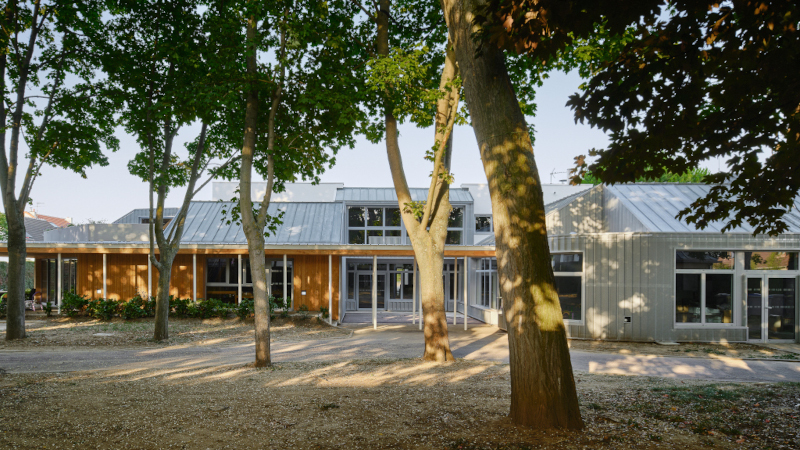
top-left (152, 249), bottom-right (176, 341)
top-left (4, 207), bottom-right (26, 340)
top-left (378, 0), bottom-right (455, 361)
top-left (441, 0), bottom-right (584, 429)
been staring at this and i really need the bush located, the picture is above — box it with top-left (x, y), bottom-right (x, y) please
top-left (62, 292), bottom-right (89, 318)
top-left (120, 295), bottom-right (149, 320)
top-left (298, 304), bottom-right (310, 320)
top-left (319, 306), bottom-right (329, 319)
top-left (170, 297), bottom-right (192, 318)
top-left (196, 298), bottom-right (230, 319)
top-left (237, 298), bottom-right (254, 320)
top-left (87, 298), bottom-right (118, 320)
top-left (44, 301), bottom-right (53, 317)
top-left (0, 295), bottom-right (6, 318)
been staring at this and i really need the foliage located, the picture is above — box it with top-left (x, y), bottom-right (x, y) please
top-left (62, 292), bottom-right (90, 318)
top-left (0, 213), bottom-right (7, 241)
top-left (0, 295), bottom-right (6, 318)
top-left (170, 297), bottom-right (193, 318)
top-left (581, 168), bottom-right (710, 185)
top-left (298, 304), bottom-right (310, 320)
top-left (43, 302), bottom-right (53, 317)
top-left (319, 306), bottom-right (330, 319)
top-left (119, 295), bottom-right (154, 320)
top-left (195, 298), bottom-right (231, 319)
top-left (87, 298), bottom-right (118, 321)
top-left (237, 298), bottom-right (255, 320)
top-left (0, 261), bottom-right (37, 291)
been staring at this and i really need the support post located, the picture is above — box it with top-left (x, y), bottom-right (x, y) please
top-left (372, 255), bottom-right (377, 329)
top-left (453, 257), bottom-right (458, 325)
top-left (102, 253), bottom-right (107, 299)
top-left (283, 254), bottom-right (288, 310)
top-left (237, 254), bottom-right (242, 305)
top-left (147, 256), bottom-right (152, 298)
top-left (464, 257), bottom-right (468, 330)
top-left (418, 261), bottom-right (422, 330)
top-left (57, 253), bottom-right (62, 314)
top-left (412, 257), bottom-right (416, 325)
top-left (328, 254), bottom-right (333, 324)
top-left (192, 254), bottom-right (197, 303)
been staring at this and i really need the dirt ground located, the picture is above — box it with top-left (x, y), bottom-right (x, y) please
top-left (0, 359), bottom-right (798, 450)
top-left (0, 315), bottom-right (351, 349)
top-left (568, 339), bottom-right (799, 360)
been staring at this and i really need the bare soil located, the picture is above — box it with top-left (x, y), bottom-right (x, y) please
top-left (0, 359), bottom-right (798, 449)
top-left (568, 339), bottom-right (799, 360)
top-left (0, 316), bottom-right (351, 349)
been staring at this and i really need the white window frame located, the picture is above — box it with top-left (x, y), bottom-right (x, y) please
top-left (346, 206), bottom-right (407, 244)
top-left (674, 250), bottom-right (737, 328)
top-left (552, 252), bottom-right (585, 326)
top-left (475, 215), bottom-right (493, 233)
top-left (446, 206), bottom-right (465, 245)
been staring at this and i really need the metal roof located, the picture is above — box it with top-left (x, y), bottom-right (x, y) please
top-left (169, 201), bottom-right (343, 244)
top-left (336, 187), bottom-right (473, 203)
top-left (605, 184), bottom-right (800, 233)
top-left (113, 208), bottom-right (180, 224)
top-left (24, 217), bottom-right (57, 241)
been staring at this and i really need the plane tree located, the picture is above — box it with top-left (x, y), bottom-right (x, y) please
top-left (209, 0), bottom-right (367, 367)
top-left (2, 0), bottom-right (119, 340)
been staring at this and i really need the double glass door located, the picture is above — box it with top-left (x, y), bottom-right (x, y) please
top-left (357, 273), bottom-right (385, 309)
top-left (747, 276), bottom-right (797, 341)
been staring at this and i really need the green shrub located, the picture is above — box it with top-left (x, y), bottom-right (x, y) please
top-left (87, 298), bottom-right (118, 320)
top-left (44, 301), bottom-right (53, 317)
top-left (196, 298), bottom-right (229, 319)
top-left (319, 306), bottom-right (329, 319)
top-left (298, 304), bottom-right (310, 320)
top-left (237, 298), bottom-right (254, 320)
top-left (0, 295), bottom-right (6, 318)
top-left (120, 295), bottom-right (148, 320)
top-left (170, 297), bottom-right (192, 318)
top-left (62, 292), bottom-right (89, 317)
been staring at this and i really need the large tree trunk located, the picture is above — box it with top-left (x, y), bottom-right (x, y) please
top-left (245, 236), bottom-right (270, 366)
top-left (441, 0), bottom-right (584, 429)
top-left (152, 250), bottom-right (176, 341)
top-left (379, 0), bottom-right (454, 361)
top-left (5, 207), bottom-right (26, 340)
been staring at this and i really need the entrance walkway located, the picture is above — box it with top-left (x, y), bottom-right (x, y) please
top-left (341, 312), bottom-right (483, 325)
top-left (759, 343), bottom-right (800, 355)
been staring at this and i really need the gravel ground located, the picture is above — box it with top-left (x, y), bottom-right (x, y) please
top-left (567, 340), bottom-right (799, 361)
top-left (0, 359), bottom-right (798, 449)
top-left (0, 316), bottom-right (351, 349)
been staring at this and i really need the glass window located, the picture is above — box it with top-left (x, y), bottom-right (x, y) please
top-left (552, 253), bottom-right (583, 272)
top-left (446, 231), bottom-right (462, 245)
top-left (348, 207), bottom-right (365, 227)
top-left (705, 274), bottom-right (733, 323)
top-left (349, 230), bottom-right (365, 244)
top-left (676, 251), bottom-right (734, 270)
top-left (368, 208), bottom-right (383, 226)
top-left (475, 215), bottom-right (492, 232)
top-left (229, 258), bottom-right (240, 284)
top-left (745, 252), bottom-right (799, 270)
top-left (555, 276), bottom-right (582, 321)
top-left (367, 230), bottom-right (383, 244)
top-left (207, 258), bottom-right (227, 283)
top-left (385, 230), bottom-right (401, 237)
top-left (386, 208), bottom-right (402, 226)
top-left (448, 207), bottom-right (463, 228)
top-left (347, 272), bottom-right (356, 299)
top-left (676, 274), bottom-right (702, 323)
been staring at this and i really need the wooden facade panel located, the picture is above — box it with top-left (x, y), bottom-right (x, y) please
top-left (293, 255), bottom-right (340, 320)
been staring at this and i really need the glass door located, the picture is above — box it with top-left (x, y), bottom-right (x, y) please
top-left (357, 273), bottom-right (385, 310)
top-left (767, 277), bottom-right (796, 341)
top-left (747, 277), bottom-right (763, 340)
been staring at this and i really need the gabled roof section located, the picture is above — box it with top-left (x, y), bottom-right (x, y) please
top-left (114, 208), bottom-right (180, 224)
top-left (336, 187), bottom-right (473, 203)
top-left (24, 217), bottom-right (58, 241)
top-left (169, 201), bottom-right (344, 244)
top-left (605, 184), bottom-right (800, 233)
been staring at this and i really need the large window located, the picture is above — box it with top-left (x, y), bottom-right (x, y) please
top-left (446, 207), bottom-right (464, 245)
top-left (206, 257), bottom-right (292, 304)
top-left (40, 258), bottom-right (77, 304)
top-left (476, 258), bottom-right (498, 308)
top-left (347, 206), bottom-right (404, 244)
top-left (552, 253), bottom-right (583, 322)
top-left (745, 252), bottom-right (799, 270)
top-left (675, 251), bottom-right (734, 325)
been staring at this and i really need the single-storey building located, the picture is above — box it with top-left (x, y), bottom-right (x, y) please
top-left (7, 182), bottom-right (798, 344)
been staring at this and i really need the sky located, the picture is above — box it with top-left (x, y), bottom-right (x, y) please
top-left (27, 70), bottom-right (610, 224)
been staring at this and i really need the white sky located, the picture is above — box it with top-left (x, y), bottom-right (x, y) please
top-left (27, 70), bottom-right (610, 224)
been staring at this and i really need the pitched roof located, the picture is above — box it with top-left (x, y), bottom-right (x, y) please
top-left (113, 208), bottom-right (181, 224)
top-left (167, 201), bottom-right (344, 244)
top-left (336, 187), bottom-right (474, 203)
top-left (24, 217), bottom-right (58, 241)
top-left (605, 184), bottom-right (800, 233)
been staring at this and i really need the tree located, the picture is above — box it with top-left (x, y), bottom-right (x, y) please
top-left (360, 0), bottom-right (458, 361)
top-left (2, 0), bottom-right (119, 340)
top-left (98, 0), bottom-right (237, 341)
top-left (439, 0), bottom-right (584, 429)
top-left (560, 1), bottom-right (799, 235)
top-left (581, 168), bottom-right (710, 185)
top-left (213, 0), bottom-right (366, 367)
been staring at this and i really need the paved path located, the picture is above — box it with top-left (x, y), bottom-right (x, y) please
top-left (1, 324), bottom-right (799, 383)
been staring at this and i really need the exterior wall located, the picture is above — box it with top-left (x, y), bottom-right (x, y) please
top-left (550, 232), bottom-right (800, 343)
top-left (76, 253), bottom-right (205, 301)
top-left (547, 185), bottom-right (605, 235)
top-left (293, 255), bottom-right (341, 321)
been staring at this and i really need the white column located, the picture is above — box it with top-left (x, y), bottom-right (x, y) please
top-left (147, 256), bottom-right (152, 298)
top-left (192, 254), bottom-right (197, 302)
top-left (412, 257), bottom-right (416, 325)
top-left (463, 257), bottom-right (468, 330)
top-left (372, 255), bottom-right (377, 329)
top-left (102, 253), bottom-right (107, 299)
top-left (453, 257), bottom-right (458, 325)
top-left (56, 253), bottom-right (62, 314)
top-left (418, 261), bottom-right (422, 330)
top-left (283, 254), bottom-right (288, 310)
top-left (237, 254), bottom-right (242, 305)
top-left (328, 254), bottom-right (333, 324)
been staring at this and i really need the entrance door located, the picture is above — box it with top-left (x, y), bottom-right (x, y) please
top-left (357, 273), bottom-right (385, 310)
top-left (748, 276), bottom-right (797, 342)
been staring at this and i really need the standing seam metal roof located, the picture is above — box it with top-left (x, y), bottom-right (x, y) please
top-left (113, 208), bottom-right (180, 224)
top-left (166, 201), bottom-right (344, 244)
top-left (336, 187), bottom-right (473, 203)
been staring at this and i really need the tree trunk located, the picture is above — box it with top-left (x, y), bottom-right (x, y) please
top-left (5, 207), bottom-right (26, 340)
top-left (152, 250), bottom-right (176, 341)
top-left (246, 236), bottom-right (270, 367)
top-left (415, 246), bottom-right (453, 360)
top-left (441, 0), bottom-right (584, 429)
